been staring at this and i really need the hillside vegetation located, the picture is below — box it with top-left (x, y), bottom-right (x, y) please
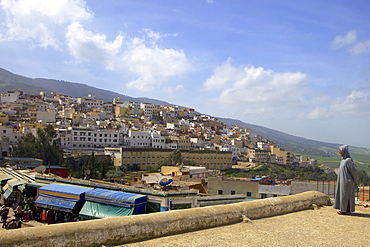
top-left (225, 163), bottom-right (337, 181)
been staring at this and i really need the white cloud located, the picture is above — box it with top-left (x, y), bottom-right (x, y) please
top-left (330, 30), bottom-right (357, 50)
top-left (0, 0), bottom-right (192, 92)
top-left (330, 30), bottom-right (370, 55)
top-left (124, 39), bottom-right (191, 91)
top-left (0, 0), bottom-right (92, 49)
top-left (203, 59), bottom-right (307, 114)
top-left (66, 22), bottom-right (123, 70)
top-left (332, 90), bottom-right (370, 115)
top-left (163, 85), bottom-right (185, 96)
top-left (66, 24), bottom-right (191, 91)
top-left (297, 107), bottom-right (333, 120)
top-left (348, 40), bottom-right (370, 55)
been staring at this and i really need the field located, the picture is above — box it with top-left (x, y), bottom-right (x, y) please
top-left (309, 146), bottom-right (370, 175)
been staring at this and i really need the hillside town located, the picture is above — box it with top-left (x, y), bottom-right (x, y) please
top-left (0, 90), bottom-right (318, 167)
top-left (0, 90), bottom-right (342, 228)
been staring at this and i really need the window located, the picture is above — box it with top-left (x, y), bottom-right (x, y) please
top-left (246, 192), bottom-right (252, 197)
top-left (218, 190), bottom-right (223, 195)
top-left (231, 190), bottom-right (236, 195)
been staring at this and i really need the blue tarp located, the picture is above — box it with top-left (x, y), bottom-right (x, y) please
top-left (85, 188), bottom-right (147, 207)
top-left (39, 183), bottom-right (93, 202)
top-left (85, 188), bottom-right (147, 214)
top-left (35, 195), bottom-right (77, 213)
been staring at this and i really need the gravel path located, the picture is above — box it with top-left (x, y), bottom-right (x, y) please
top-left (119, 204), bottom-right (370, 247)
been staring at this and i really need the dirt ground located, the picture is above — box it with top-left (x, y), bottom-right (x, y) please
top-left (119, 202), bottom-right (370, 247)
top-left (0, 209), bottom-right (45, 230)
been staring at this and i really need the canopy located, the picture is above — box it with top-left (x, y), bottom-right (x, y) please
top-left (9, 179), bottom-right (26, 190)
top-left (85, 188), bottom-right (147, 207)
top-left (26, 182), bottom-right (49, 188)
top-left (39, 183), bottom-right (92, 202)
top-left (35, 195), bottom-right (77, 213)
top-left (3, 188), bottom-right (12, 199)
top-left (0, 173), bottom-right (13, 184)
top-left (79, 201), bottom-right (134, 219)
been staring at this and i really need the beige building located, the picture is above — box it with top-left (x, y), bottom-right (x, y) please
top-left (0, 114), bottom-right (9, 124)
top-left (269, 145), bottom-right (293, 165)
top-left (105, 147), bottom-right (232, 171)
top-left (207, 176), bottom-right (259, 198)
top-left (169, 135), bottom-right (192, 149)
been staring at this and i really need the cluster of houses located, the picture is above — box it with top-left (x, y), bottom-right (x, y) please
top-left (0, 90), bottom-right (341, 219)
top-left (0, 90), bottom-right (317, 170)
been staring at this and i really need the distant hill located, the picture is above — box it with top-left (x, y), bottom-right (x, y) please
top-left (219, 118), bottom-right (339, 157)
top-left (0, 67), bottom-right (368, 160)
top-left (0, 68), bottom-right (169, 105)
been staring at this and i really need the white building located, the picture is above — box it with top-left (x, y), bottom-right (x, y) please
top-left (77, 95), bottom-right (104, 108)
top-left (124, 130), bottom-right (151, 147)
top-left (140, 102), bottom-right (154, 121)
top-left (151, 132), bottom-right (165, 148)
top-left (0, 91), bottom-right (22, 103)
top-left (69, 127), bottom-right (122, 150)
top-left (92, 129), bottom-right (122, 149)
top-left (56, 129), bottom-right (72, 148)
top-left (0, 125), bottom-right (23, 146)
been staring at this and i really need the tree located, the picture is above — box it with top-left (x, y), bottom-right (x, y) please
top-left (37, 125), bottom-right (62, 166)
top-left (169, 150), bottom-right (182, 165)
top-left (11, 132), bottom-right (38, 157)
top-left (11, 124), bottom-right (63, 166)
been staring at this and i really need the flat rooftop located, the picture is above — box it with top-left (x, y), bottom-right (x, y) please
top-left (122, 202), bottom-right (370, 247)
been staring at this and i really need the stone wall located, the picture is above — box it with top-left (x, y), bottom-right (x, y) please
top-left (0, 191), bottom-right (330, 247)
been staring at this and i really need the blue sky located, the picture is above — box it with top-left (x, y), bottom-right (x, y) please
top-left (0, 0), bottom-right (369, 148)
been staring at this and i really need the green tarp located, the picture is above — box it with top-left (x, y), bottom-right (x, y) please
top-left (79, 201), bottom-right (134, 219)
top-left (3, 188), bottom-right (12, 199)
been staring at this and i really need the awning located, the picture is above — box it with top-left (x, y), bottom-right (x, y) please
top-left (39, 183), bottom-right (92, 201)
top-left (35, 195), bottom-right (77, 213)
top-left (85, 188), bottom-right (147, 207)
top-left (3, 188), bottom-right (12, 199)
top-left (26, 182), bottom-right (49, 188)
top-left (79, 201), bottom-right (134, 219)
top-left (8, 179), bottom-right (26, 191)
top-left (2, 178), bottom-right (17, 192)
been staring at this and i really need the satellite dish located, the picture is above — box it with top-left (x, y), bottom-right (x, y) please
top-left (35, 165), bottom-right (46, 174)
top-left (159, 178), bottom-right (173, 186)
top-left (85, 169), bottom-right (91, 176)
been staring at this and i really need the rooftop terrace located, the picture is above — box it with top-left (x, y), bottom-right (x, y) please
top-left (122, 202), bottom-right (370, 247)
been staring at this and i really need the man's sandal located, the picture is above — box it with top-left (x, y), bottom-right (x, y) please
top-left (337, 211), bottom-right (351, 215)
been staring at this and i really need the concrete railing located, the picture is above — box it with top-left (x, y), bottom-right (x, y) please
top-left (0, 191), bottom-right (330, 247)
